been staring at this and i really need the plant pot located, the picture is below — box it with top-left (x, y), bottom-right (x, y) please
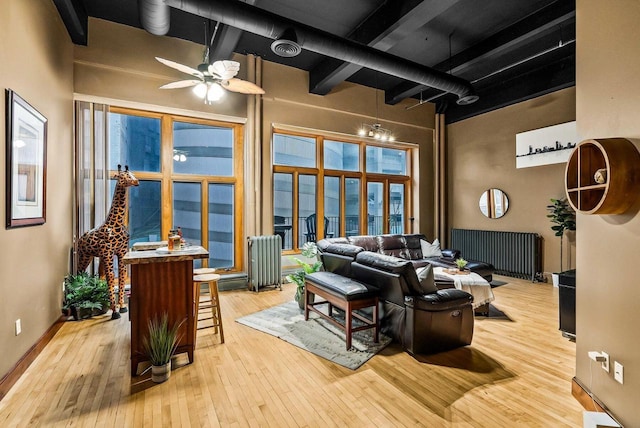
top-left (151, 362), bottom-right (171, 383)
top-left (551, 273), bottom-right (559, 287)
top-left (70, 306), bottom-right (93, 321)
top-left (295, 289), bottom-right (314, 310)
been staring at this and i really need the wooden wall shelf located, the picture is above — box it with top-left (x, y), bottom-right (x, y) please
top-left (565, 138), bottom-right (640, 214)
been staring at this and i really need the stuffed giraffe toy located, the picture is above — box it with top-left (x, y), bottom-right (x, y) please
top-left (77, 165), bottom-right (139, 320)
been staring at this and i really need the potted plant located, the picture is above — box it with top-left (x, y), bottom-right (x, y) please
top-left (546, 198), bottom-right (576, 286)
top-left (63, 272), bottom-right (110, 320)
top-left (455, 258), bottom-right (468, 272)
top-left (286, 242), bottom-right (322, 309)
top-left (142, 313), bottom-right (184, 383)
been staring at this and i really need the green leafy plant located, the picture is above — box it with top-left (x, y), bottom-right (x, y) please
top-left (286, 242), bottom-right (322, 304)
top-left (546, 198), bottom-right (576, 272)
top-left (142, 313), bottom-right (184, 366)
top-left (455, 258), bottom-right (468, 270)
top-left (63, 272), bottom-right (110, 319)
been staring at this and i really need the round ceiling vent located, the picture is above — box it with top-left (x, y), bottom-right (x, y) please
top-left (271, 28), bottom-right (302, 57)
top-left (271, 39), bottom-right (302, 57)
top-left (456, 94), bottom-right (480, 105)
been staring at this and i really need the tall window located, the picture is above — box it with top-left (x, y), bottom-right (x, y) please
top-left (77, 103), bottom-right (244, 272)
top-left (273, 131), bottom-right (412, 251)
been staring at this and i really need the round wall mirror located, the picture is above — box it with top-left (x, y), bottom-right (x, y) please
top-left (479, 188), bottom-right (509, 218)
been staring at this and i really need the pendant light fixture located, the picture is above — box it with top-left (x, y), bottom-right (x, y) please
top-left (358, 84), bottom-right (395, 142)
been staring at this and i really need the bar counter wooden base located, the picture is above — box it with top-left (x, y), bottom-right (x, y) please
top-left (123, 246), bottom-right (209, 376)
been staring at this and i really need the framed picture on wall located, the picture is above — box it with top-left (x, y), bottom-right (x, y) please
top-left (5, 89), bottom-right (47, 228)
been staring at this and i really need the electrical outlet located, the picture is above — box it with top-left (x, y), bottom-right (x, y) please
top-left (601, 352), bottom-right (610, 372)
top-left (614, 361), bottom-right (624, 384)
top-left (15, 319), bottom-right (21, 336)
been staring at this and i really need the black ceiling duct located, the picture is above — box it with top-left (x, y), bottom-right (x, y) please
top-left (161, 0), bottom-right (478, 104)
top-left (139, 0), bottom-right (170, 36)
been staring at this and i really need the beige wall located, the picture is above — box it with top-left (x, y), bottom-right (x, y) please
top-left (447, 87), bottom-right (576, 274)
top-left (74, 19), bottom-right (248, 118)
top-left (0, 0), bottom-right (74, 377)
top-left (575, 1), bottom-right (640, 425)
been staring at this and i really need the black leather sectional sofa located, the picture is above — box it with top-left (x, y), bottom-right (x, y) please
top-left (315, 234), bottom-right (494, 355)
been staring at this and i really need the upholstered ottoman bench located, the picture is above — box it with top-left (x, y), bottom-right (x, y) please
top-left (304, 271), bottom-right (379, 350)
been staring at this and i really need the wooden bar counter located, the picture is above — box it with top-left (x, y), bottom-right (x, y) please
top-left (122, 245), bottom-right (209, 376)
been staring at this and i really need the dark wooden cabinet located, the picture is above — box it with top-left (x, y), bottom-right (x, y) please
top-left (123, 247), bottom-right (208, 376)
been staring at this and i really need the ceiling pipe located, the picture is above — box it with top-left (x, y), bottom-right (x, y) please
top-left (161, 0), bottom-right (478, 104)
top-left (139, 0), bottom-right (170, 36)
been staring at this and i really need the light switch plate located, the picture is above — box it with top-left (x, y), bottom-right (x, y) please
top-left (614, 361), bottom-right (624, 384)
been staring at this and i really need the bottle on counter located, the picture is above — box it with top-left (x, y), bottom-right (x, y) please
top-left (167, 229), bottom-right (179, 251)
top-left (177, 227), bottom-right (185, 249)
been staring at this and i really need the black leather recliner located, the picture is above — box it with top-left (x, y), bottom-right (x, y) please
top-left (349, 251), bottom-right (474, 355)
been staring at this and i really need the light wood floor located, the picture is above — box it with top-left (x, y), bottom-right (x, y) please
top-left (0, 276), bottom-right (583, 427)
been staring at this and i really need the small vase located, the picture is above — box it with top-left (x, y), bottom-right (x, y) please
top-left (151, 362), bottom-right (171, 383)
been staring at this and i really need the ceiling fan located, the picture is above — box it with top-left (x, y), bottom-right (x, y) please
top-left (156, 56), bottom-right (265, 103)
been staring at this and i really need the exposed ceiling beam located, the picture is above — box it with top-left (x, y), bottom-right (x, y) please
top-left (309, 0), bottom-right (462, 95)
top-left (386, 0), bottom-right (575, 104)
top-left (208, 24), bottom-right (244, 61)
top-left (165, 0), bottom-right (477, 102)
top-left (445, 53), bottom-right (575, 123)
top-left (207, 0), bottom-right (256, 61)
top-left (52, 0), bottom-right (88, 45)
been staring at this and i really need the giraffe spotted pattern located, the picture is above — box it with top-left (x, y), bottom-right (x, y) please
top-left (77, 165), bottom-right (139, 320)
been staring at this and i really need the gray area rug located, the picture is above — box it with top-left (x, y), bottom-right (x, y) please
top-left (236, 300), bottom-right (392, 370)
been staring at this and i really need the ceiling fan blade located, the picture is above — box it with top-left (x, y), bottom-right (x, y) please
top-left (209, 60), bottom-right (240, 80)
top-left (224, 78), bottom-right (265, 95)
top-left (156, 57), bottom-right (203, 78)
top-left (159, 80), bottom-right (201, 89)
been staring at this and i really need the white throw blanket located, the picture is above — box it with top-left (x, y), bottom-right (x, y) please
top-left (433, 267), bottom-right (495, 309)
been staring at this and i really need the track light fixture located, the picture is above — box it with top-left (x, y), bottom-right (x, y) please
top-left (358, 123), bottom-right (395, 141)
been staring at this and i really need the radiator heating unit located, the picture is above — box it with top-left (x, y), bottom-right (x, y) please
top-left (451, 229), bottom-right (542, 281)
top-left (247, 235), bottom-right (282, 292)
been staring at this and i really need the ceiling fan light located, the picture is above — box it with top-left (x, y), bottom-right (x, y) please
top-left (358, 128), bottom-right (366, 136)
top-left (207, 83), bottom-right (224, 102)
top-left (193, 82), bottom-right (207, 98)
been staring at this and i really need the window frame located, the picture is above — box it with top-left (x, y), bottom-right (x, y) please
top-left (272, 128), bottom-right (413, 253)
top-left (106, 106), bottom-right (245, 272)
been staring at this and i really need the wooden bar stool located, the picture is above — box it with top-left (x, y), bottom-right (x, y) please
top-left (194, 267), bottom-right (216, 275)
top-left (193, 273), bottom-right (224, 343)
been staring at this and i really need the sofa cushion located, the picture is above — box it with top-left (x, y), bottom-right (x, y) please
top-left (323, 243), bottom-right (363, 258)
top-left (348, 235), bottom-right (380, 252)
top-left (403, 234), bottom-right (425, 260)
top-left (355, 251), bottom-right (425, 295)
top-left (415, 264), bottom-right (438, 294)
top-left (316, 237), bottom-right (349, 252)
top-left (376, 234), bottom-right (408, 259)
top-left (420, 238), bottom-right (443, 258)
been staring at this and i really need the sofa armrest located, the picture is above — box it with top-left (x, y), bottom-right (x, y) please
top-left (441, 249), bottom-right (461, 260)
top-left (404, 289), bottom-right (473, 311)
